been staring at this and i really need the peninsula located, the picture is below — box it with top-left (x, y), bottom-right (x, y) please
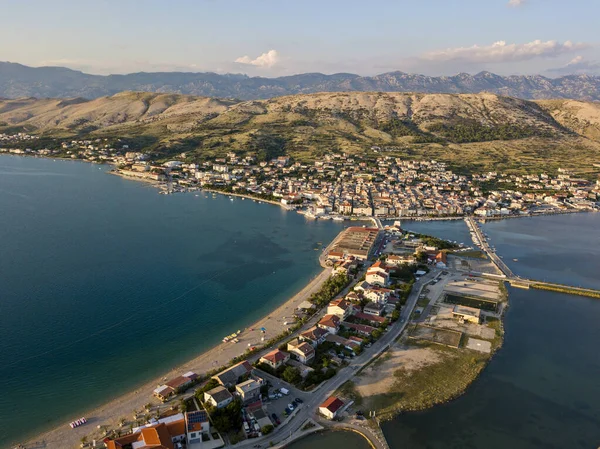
top-left (16, 201), bottom-right (512, 449)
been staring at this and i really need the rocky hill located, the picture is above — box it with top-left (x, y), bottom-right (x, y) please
top-left (2, 62), bottom-right (600, 101)
top-left (1, 91), bottom-right (599, 174)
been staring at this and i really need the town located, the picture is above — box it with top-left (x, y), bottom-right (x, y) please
top-left (36, 214), bottom-right (515, 449)
top-left (1, 133), bottom-right (599, 218)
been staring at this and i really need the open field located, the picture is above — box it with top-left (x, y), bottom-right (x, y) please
top-left (408, 324), bottom-right (463, 348)
top-left (350, 341), bottom-right (490, 419)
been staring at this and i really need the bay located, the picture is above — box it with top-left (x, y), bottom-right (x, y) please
top-left (0, 155), bottom-right (343, 447)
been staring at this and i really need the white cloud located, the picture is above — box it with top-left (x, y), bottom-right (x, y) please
top-left (235, 50), bottom-right (279, 68)
top-left (546, 55), bottom-right (600, 76)
top-left (508, 0), bottom-right (525, 7)
top-left (422, 40), bottom-right (588, 64)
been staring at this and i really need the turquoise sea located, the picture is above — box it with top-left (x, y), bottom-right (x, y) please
top-left (0, 156), bottom-right (343, 447)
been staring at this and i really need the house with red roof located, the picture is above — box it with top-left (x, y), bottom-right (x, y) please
top-left (299, 326), bottom-right (329, 347)
top-left (327, 298), bottom-right (354, 320)
top-left (317, 314), bottom-right (341, 334)
top-left (366, 261), bottom-right (390, 286)
top-left (106, 414), bottom-right (186, 449)
top-left (259, 349), bottom-right (290, 370)
top-left (319, 396), bottom-right (345, 419)
top-left (287, 338), bottom-right (316, 364)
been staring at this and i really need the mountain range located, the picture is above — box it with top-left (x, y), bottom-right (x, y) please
top-left (2, 62), bottom-right (600, 102)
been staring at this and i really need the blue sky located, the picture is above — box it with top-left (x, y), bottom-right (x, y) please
top-left (1, 0), bottom-right (599, 77)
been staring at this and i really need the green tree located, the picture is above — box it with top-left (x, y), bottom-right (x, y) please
top-left (282, 366), bottom-right (302, 385)
top-left (261, 424), bottom-right (274, 435)
top-left (212, 415), bottom-right (231, 433)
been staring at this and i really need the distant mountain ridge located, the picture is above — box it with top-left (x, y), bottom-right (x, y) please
top-left (1, 61), bottom-right (600, 101)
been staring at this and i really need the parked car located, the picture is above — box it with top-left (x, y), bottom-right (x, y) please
top-left (288, 403), bottom-right (295, 411)
top-left (294, 398), bottom-right (303, 404)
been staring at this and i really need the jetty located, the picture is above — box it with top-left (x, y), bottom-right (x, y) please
top-left (465, 217), bottom-right (600, 299)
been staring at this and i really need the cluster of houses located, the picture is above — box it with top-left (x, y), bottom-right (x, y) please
top-left (0, 132), bottom-right (39, 143)
top-left (105, 400), bottom-right (218, 449)
top-left (257, 258), bottom-right (402, 380)
top-left (3, 134), bottom-right (599, 215)
top-left (109, 361), bottom-right (266, 449)
top-left (205, 361), bottom-right (262, 406)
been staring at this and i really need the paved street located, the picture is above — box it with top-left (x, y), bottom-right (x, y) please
top-left (232, 268), bottom-right (439, 449)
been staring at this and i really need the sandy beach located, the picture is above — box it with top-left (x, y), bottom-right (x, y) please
top-left (20, 267), bottom-right (332, 449)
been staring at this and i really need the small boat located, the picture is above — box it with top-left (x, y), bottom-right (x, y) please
top-left (513, 258), bottom-right (519, 262)
top-left (69, 417), bottom-right (87, 429)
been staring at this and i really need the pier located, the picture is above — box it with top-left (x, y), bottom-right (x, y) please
top-left (465, 217), bottom-right (600, 299)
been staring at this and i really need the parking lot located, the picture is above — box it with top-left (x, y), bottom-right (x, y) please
top-left (254, 370), bottom-right (309, 428)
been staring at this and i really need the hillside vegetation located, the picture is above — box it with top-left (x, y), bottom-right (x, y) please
top-left (1, 91), bottom-right (600, 174)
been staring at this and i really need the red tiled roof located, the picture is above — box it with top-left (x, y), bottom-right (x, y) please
top-left (354, 312), bottom-right (387, 323)
top-left (106, 422), bottom-right (178, 449)
top-left (318, 314), bottom-right (341, 328)
top-left (166, 375), bottom-right (192, 389)
top-left (262, 349), bottom-right (288, 364)
top-left (320, 396), bottom-right (345, 413)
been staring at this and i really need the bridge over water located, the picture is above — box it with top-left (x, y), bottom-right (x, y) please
top-left (465, 217), bottom-right (600, 299)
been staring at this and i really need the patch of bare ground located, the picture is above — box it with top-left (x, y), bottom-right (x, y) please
top-left (351, 343), bottom-right (442, 406)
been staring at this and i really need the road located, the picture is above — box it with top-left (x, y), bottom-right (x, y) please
top-left (232, 268), bottom-right (439, 449)
top-left (465, 216), bottom-right (600, 298)
top-left (464, 216), bottom-right (514, 278)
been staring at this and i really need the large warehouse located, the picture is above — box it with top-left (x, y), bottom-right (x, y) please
top-left (327, 227), bottom-right (380, 260)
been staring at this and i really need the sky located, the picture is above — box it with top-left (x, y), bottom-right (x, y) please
top-left (1, 0), bottom-right (599, 77)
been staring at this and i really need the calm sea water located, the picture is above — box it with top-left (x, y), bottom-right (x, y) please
top-left (397, 219), bottom-right (472, 245)
top-left (285, 430), bottom-right (371, 449)
top-left (481, 214), bottom-right (600, 290)
top-left (0, 156), bottom-right (343, 447)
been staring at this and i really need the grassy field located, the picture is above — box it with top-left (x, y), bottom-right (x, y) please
top-left (362, 342), bottom-right (490, 420)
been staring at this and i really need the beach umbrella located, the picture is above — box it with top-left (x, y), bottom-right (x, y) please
top-left (260, 327), bottom-right (266, 332)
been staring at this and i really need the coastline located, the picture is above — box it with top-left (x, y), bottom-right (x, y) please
top-left (3, 154), bottom-right (591, 223)
top-left (20, 266), bottom-right (333, 449)
top-left (201, 188), bottom-right (292, 210)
